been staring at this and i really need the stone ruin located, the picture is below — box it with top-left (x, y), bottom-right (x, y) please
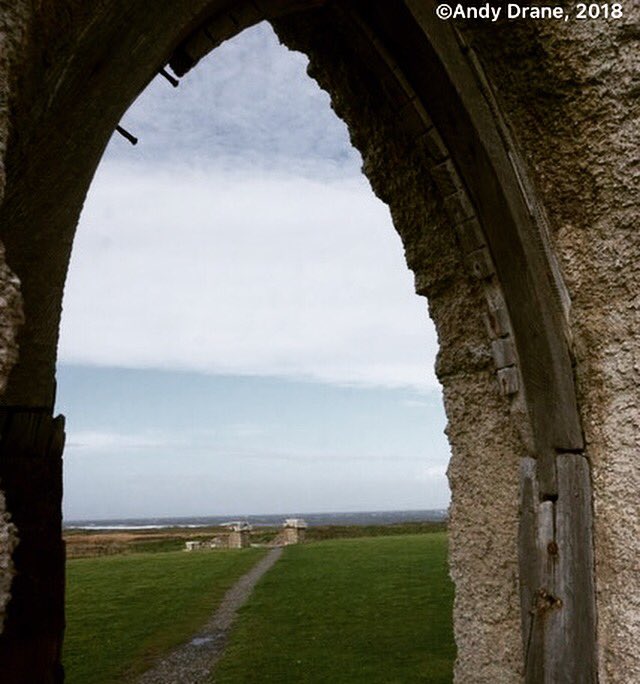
top-left (282, 518), bottom-right (307, 545)
top-left (227, 522), bottom-right (252, 549)
top-left (184, 522), bottom-right (253, 551)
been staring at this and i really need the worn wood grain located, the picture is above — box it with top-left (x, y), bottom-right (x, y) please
top-left (519, 454), bottom-right (597, 683)
top-left (519, 458), bottom-right (540, 678)
top-left (547, 454), bottom-right (598, 682)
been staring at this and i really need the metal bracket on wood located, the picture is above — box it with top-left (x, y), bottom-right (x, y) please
top-left (115, 125), bottom-right (138, 145)
top-left (159, 67), bottom-right (179, 87)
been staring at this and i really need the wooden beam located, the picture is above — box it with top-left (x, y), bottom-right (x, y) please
top-left (0, 409), bottom-right (66, 684)
top-left (519, 455), bottom-right (597, 682)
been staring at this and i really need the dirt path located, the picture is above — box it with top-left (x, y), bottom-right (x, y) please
top-left (135, 547), bottom-right (283, 684)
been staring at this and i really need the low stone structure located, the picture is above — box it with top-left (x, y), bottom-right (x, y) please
top-left (185, 540), bottom-right (202, 552)
top-left (209, 535), bottom-right (226, 549)
top-left (227, 522), bottom-right (252, 549)
top-left (283, 519), bottom-right (307, 545)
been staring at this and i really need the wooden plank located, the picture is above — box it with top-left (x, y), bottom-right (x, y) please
top-left (536, 500), bottom-right (555, 586)
top-left (0, 411), bottom-right (53, 458)
top-left (546, 454), bottom-right (598, 682)
top-left (520, 458), bottom-right (563, 683)
top-left (0, 409), bottom-right (66, 682)
top-left (521, 453), bottom-right (597, 682)
top-left (519, 457), bottom-right (540, 675)
top-left (537, 448), bottom-right (558, 500)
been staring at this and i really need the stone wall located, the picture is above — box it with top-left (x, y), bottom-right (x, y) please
top-left (0, 1), bottom-right (30, 635)
top-left (460, 12), bottom-right (640, 681)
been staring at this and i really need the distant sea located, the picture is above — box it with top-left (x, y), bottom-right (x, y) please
top-left (64, 509), bottom-right (448, 531)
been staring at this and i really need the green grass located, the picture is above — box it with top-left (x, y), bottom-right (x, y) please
top-left (214, 533), bottom-right (455, 683)
top-left (304, 521), bottom-right (446, 541)
top-left (64, 548), bottom-right (266, 684)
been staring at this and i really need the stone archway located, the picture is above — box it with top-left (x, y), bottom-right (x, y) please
top-left (0, 1), bottom-right (637, 682)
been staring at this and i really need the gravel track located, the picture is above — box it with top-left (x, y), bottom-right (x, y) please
top-left (134, 547), bottom-right (283, 684)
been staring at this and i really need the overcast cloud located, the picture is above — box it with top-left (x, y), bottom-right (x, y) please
top-left (59, 22), bottom-right (438, 391)
top-left (107, 20), bottom-right (358, 174)
top-left (61, 166), bottom-right (436, 389)
top-left (58, 23), bottom-right (448, 519)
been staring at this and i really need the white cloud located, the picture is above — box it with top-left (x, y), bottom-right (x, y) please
top-left (110, 22), bottom-right (359, 176)
top-left (59, 20), bottom-right (441, 392)
top-left (58, 20), bottom-right (451, 521)
top-left (415, 464), bottom-right (449, 481)
top-left (402, 398), bottom-right (442, 409)
top-left (60, 162), bottom-right (438, 390)
top-left (66, 430), bottom-right (181, 451)
top-left (65, 428), bottom-right (445, 466)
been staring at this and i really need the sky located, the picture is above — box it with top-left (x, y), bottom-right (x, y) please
top-left (57, 22), bottom-right (450, 520)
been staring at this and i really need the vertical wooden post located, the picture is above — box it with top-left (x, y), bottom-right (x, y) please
top-left (0, 409), bottom-right (66, 684)
top-left (519, 454), bottom-right (598, 682)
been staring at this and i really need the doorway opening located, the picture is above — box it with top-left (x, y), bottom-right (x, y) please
top-left (59, 22), bottom-right (454, 683)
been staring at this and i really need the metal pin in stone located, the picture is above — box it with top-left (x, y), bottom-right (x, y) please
top-left (115, 125), bottom-right (138, 145)
top-left (159, 67), bottom-right (179, 87)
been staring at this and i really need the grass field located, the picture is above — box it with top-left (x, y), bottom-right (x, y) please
top-left (213, 533), bottom-right (455, 683)
top-left (64, 548), bottom-right (266, 684)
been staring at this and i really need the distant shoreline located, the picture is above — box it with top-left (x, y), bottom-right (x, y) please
top-left (64, 508), bottom-right (448, 531)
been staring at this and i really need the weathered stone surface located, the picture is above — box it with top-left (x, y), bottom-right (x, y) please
top-left (461, 9), bottom-right (640, 680)
top-left (445, 373), bottom-right (523, 683)
top-left (0, 4), bottom-right (29, 637)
